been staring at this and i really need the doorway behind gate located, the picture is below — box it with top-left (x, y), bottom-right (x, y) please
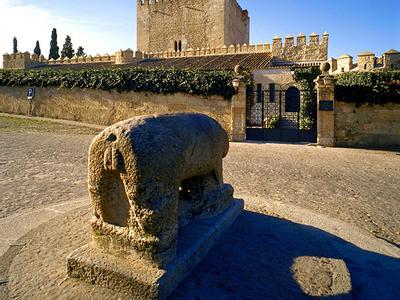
top-left (246, 85), bottom-right (317, 142)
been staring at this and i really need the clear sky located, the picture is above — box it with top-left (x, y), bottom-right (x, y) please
top-left (0, 0), bottom-right (399, 67)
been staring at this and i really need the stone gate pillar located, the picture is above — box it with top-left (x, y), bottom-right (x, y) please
top-left (230, 65), bottom-right (247, 142)
top-left (231, 80), bottom-right (247, 141)
top-left (315, 62), bottom-right (336, 147)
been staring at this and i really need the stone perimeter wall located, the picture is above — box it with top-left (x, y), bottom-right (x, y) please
top-left (0, 86), bottom-right (246, 141)
top-left (335, 101), bottom-right (400, 148)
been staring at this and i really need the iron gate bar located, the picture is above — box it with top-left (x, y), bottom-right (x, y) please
top-left (261, 90), bottom-right (265, 129)
top-left (246, 86), bottom-right (316, 142)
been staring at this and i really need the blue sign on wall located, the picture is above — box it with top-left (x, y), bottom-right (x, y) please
top-left (27, 87), bottom-right (35, 100)
top-left (319, 100), bottom-right (334, 111)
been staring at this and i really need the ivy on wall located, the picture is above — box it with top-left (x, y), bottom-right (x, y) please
top-left (0, 68), bottom-right (236, 99)
top-left (292, 67), bottom-right (321, 130)
top-left (335, 70), bottom-right (400, 106)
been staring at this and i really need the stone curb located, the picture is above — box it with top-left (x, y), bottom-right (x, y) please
top-left (0, 198), bottom-right (88, 257)
top-left (0, 113), bottom-right (106, 130)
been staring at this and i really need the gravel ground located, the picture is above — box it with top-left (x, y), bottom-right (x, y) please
top-left (2, 205), bottom-right (399, 299)
top-left (0, 115), bottom-right (100, 218)
top-left (0, 115), bottom-right (399, 299)
top-left (224, 142), bottom-right (400, 247)
top-left (0, 115), bottom-right (399, 246)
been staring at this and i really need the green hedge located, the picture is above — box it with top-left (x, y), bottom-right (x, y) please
top-left (0, 68), bottom-right (236, 99)
top-left (335, 70), bottom-right (400, 105)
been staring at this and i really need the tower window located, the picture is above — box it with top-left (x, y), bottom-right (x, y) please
top-left (178, 41), bottom-right (182, 52)
top-left (174, 41), bottom-right (178, 52)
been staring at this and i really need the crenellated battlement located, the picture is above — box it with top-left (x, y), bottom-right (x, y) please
top-left (143, 42), bottom-right (271, 59)
top-left (1, 48), bottom-right (149, 69)
top-left (47, 53), bottom-right (118, 65)
top-left (142, 32), bottom-right (328, 62)
top-left (328, 48), bottom-right (400, 74)
top-left (3, 52), bottom-right (33, 69)
top-left (137, 0), bottom-right (162, 5)
top-left (271, 32), bottom-right (329, 62)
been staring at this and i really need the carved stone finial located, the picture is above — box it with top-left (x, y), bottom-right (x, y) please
top-left (234, 64), bottom-right (244, 75)
top-left (320, 62), bottom-right (331, 74)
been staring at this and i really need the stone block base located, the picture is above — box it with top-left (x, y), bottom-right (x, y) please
top-left (67, 199), bottom-right (244, 299)
top-left (318, 137), bottom-right (335, 147)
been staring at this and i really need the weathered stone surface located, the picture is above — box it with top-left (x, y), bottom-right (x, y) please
top-left (67, 112), bottom-right (243, 298)
top-left (67, 200), bottom-right (243, 299)
top-left (291, 256), bottom-right (352, 297)
top-left (137, 0), bottom-right (249, 53)
top-left (0, 86), bottom-right (236, 140)
top-left (335, 101), bottom-right (400, 148)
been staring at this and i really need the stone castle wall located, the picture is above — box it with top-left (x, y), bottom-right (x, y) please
top-left (335, 101), bottom-right (400, 148)
top-left (272, 33), bottom-right (329, 62)
top-left (3, 52), bottom-right (34, 69)
top-left (2, 50), bottom-right (143, 69)
top-left (224, 0), bottom-right (249, 47)
top-left (0, 86), bottom-right (246, 141)
top-left (137, 0), bottom-right (249, 53)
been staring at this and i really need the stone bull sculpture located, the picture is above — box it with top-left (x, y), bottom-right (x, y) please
top-left (88, 113), bottom-right (233, 266)
top-left (67, 113), bottom-right (243, 299)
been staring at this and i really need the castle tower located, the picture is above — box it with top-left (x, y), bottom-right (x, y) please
top-left (137, 0), bottom-right (249, 53)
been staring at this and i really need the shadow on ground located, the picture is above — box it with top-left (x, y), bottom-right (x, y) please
top-left (171, 211), bottom-right (400, 300)
top-left (1, 209), bottom-right (399, 299)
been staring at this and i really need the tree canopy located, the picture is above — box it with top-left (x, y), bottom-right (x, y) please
top-left (49, 28), bottom-right (60, 60)
top-left (76, 46), bottom-right (86, 57)
top-left (13, 37), bottom-right (18, 54)
top-left (34, 41), bottom-right (41, 56)
top-left (61, 35), bottom-right (75, 59)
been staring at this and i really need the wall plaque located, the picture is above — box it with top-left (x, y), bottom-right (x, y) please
top-left (319, 100), bottom-right (334, 111)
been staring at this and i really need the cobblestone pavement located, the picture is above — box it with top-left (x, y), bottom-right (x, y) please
top-left (0, 115), bottom-right (100, 218)
top-left (0, 116), bottom-right (399, 247)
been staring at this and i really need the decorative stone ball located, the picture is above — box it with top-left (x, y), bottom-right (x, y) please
top-left (234, 64), bottom-right (244, 75)
top-left (320, 62), bottom-right (331, 73)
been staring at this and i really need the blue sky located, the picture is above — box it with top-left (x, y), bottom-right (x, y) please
top-left (0, 0), bottom-right (399, 66)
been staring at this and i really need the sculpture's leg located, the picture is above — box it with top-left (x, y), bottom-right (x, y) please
top-left (133, 182), bottom-right (179, 267)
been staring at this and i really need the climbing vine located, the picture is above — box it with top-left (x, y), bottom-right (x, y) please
top-left (292, 67), bottom-right (321, 130)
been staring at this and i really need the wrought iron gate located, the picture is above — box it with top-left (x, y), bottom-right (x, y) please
top-left (246, 86), bottom-right (316, 142)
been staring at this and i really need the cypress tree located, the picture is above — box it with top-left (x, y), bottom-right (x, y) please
top-left (34, 41), bottom-right (41, 56)
top-left (49, 28), bottom-right (60, 60)
top-left (76, 46), bottom-right (86, 57)
top-left (13, 37), bottom-right (18, 53)
top-left (61, 35), bottom-right (75, 59)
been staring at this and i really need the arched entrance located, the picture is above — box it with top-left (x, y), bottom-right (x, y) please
top-left (285, 86), bottom-right (300, 113)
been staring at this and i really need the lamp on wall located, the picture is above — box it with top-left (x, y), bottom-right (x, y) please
top-left (232, 78), bottom-right (240, 91)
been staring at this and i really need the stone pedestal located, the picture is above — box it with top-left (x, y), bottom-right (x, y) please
top-left (67, 199), bottom-right (243, 300)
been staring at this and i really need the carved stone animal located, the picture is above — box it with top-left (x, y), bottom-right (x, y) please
top-left (88, 113), bottom-right (233, 267)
